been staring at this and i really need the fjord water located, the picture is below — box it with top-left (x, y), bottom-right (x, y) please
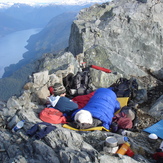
top-left (0, 28), bottom-right (41, 78)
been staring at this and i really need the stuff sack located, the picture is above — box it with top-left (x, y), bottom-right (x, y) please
top-left (39, 108), bottom-right (67, 124)
top-left (120, 106), bottom-right (136, 121)
top-left (113, 77), bottom-right (138, 100)
top-left (112, 112), bottom-right (133, 129)
top-left (63, 73), bottom-right (74, 96)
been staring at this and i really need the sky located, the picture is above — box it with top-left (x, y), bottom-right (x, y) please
top-left (0, 0), bottom-right (108, 4)
top-left (0, 0), bottom-right (59, 3)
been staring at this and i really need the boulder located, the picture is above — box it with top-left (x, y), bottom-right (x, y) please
top-left (68, 0), bottom-right (163, 80)
top-left (148, 95), bottom-right (163, 120)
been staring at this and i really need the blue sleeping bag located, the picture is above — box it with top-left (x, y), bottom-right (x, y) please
top-left (72, 88), bottom-right (120, 129)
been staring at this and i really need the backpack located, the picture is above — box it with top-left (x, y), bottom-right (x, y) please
top-left (63, 68), bottom-right (92, 97)
top-left (63, 73), bottom-right (74, 94)
top-left (39, 108), bottom-right (67, 124)
top-left (113, 77), bottom-right (138, 100)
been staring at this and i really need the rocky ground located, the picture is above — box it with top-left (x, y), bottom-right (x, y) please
top-left (127, 81), bottom-right (163, 162)
top-left (0, 84), bottom-right (162, 163)
top-left (0, 53), bottom-right (162, 162)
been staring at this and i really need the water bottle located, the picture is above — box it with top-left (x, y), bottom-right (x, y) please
top-left (116, 136), bottom-right (128, 145)
top-left (117, 129), bottom-right (135, 137)
top-left (111, 122), bottom-right (118, 133)
top-left (116, 142), bottom-right (130, 155)
top-left (12, 120), bottom-right (25, 132)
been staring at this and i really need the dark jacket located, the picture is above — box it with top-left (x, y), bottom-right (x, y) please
top-left (55, 96), bottom-right (78, 113)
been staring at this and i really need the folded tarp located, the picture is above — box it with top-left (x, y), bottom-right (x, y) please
top-left (143, 120), bottom-right (163, 139)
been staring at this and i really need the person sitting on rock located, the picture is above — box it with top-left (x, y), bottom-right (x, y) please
top-left (47, 83), bottom-right (78, 115)
top-left (71, 87), bottom-right (121, 130)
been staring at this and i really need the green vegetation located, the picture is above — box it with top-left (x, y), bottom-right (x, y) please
top-left (0, 61), bottom-right (39, 101)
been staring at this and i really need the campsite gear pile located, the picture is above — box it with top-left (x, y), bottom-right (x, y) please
top-left (39, 68), bottom-right (141, 143)
top-left (42, 71), bottom-right (140, 132)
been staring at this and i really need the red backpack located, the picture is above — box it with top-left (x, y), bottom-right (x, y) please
top-left (39, 108), bottom-right (67, 124)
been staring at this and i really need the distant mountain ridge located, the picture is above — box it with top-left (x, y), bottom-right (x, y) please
top-left (0, 9), bottom-right (76, 100)
top-left (0, 0), bottom-right (109, 8)
top-left (0, 1), bottom-right (110, 36)
top-left (25, 12), bottom-right (78, 54)
top-left (0, 3), bottom-right (93, 36)
top-left (0, 12), bottom-right (32, 37)
top-left (1, 11), bottom-right (80, 79)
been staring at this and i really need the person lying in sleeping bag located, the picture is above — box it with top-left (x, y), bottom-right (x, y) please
top-left (47, 83), bottom-right (78, 114)
top-left (71, 88), bottom-right (120, 130)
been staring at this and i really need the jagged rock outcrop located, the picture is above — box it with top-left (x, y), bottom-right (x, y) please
top-left (68, 0), bottom-right (163, 81)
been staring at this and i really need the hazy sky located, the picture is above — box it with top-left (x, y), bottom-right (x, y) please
top-left (0, 0), bottom-right (67, 3)
top-left (0, 0), bottom-right (105, 4)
